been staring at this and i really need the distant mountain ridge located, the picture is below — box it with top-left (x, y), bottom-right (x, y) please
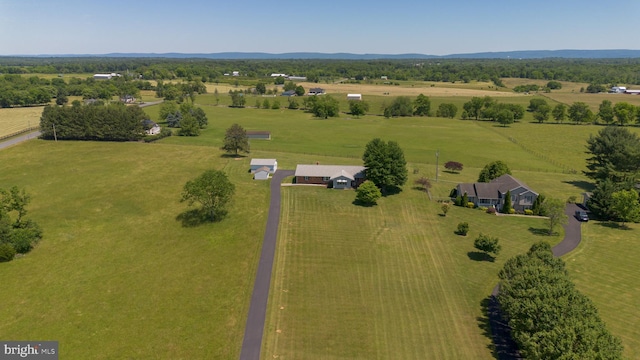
top-left (7, 49), bottom-right (640, 59)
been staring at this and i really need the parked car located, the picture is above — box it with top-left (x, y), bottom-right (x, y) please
top-left (575, 210), bottom-right (589, 222)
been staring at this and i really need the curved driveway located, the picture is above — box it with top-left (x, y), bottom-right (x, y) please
top-left (489, 203), bottom-right (583, 359)
top-left (240, 170), bottom-right (294, 360)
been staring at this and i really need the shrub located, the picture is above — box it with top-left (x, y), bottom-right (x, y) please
top-left (487, 207), bottom-right (497, 214)
top-left (478, 206), bottom-right (488, 211)
top-left (466, 202), bottom-right (475, 208)
top-left (455, 196), bottom-right (463, 207)
top-left (524, 209), bottom-right (534, 215)
top-left (508, 208), bottom-right (516, 214)
top-left (456, 222), bottom-right (469, 236)
top-left (567, 195), bottom-right (577, 204)
top-left (441, 203), bottom-right (449, 216)
top-left (355, 180), bottom-right (382, 205)
top-left (0, 243), bottom-right (16, 262)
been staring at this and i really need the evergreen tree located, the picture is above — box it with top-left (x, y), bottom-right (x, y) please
top-left (502, 190), bottom-right (512, 213)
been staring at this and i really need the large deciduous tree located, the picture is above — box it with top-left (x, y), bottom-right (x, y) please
top-left (413, 94), bottom-right (431, 116)
top-left (598, 100), bottom-right (615, 124)
top-left (552, 103), bottom-right (567, 123)
top-left (383, 96), bottom-right (413, 118)
top-left (478, 161), bottom-right (511, 182)
top-left (611, 189), bottom-right (640, 226)
top-left (222, 123), bottom-right (250, 155)
top-left (310, 95), bottom-right (340, 118)
top-left (181, 170), bottom-right (235, 222)
top-left (463, 97), bottom-right (485, 120)
top-left (349, 100), bottom-right (369, 117)
top-left (613, 102), bottom-right (636, 125)
top-left (436, 103), bottom-right (458, 118)
top-left (362, 138), bottom-right (408, 194)
top-left (568, 102), bottom-right (594, 124)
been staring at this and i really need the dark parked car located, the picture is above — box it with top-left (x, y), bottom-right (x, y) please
top-left (575, 210), bottom-right (589, 222)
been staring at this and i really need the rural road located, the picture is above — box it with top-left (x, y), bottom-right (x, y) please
top-left (239, 169), bottom-right (295, 360)
top-left (0, 131), bottom-right (41, 150)
top-left (489, 203), bottom-right (583, 359)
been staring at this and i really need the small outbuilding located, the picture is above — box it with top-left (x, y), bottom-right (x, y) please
top-left (247, 131), bottom-right (271, 140)
top-left (253, 167), bottom-right (271, 180)
top-left (308, 88), bottom-right (325, 95)
top-left (142, 119), bottom-right (161, 135)
top-left (347, 94), bottom-right (362, 101)
top-left (250, 159), bottom-right (277, 174)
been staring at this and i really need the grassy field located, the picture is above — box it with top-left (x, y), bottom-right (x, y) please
top-left (0, 107), bottom-right (42, 138)
top-left (262, 186), bottom-right (562, 359)
top-left (1, 79), bottom-right (639, 359)
top-left (564, 222), bottom-right (640, 359)
top-left (0, 140), bottom-right (269, 359)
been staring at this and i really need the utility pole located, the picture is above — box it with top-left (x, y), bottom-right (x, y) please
top-left (53, 123), bottom-right (57, 142)
top-left (435, 149), bottom-right (439, 182)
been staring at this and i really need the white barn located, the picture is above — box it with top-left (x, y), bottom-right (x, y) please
top-left (347, 94), bottom-right (362, 101)
top-left (250, 159), bottom-right (277, 174)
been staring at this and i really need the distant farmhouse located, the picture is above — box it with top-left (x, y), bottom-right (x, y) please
top-left (295, 164), bottom-right (366, 189)
top-left (308, 88), bottom-right (325, 95)
top-left (456, 174), bottom-right (538, 212)
top-left (142, 120), bottom-right (161, 135)
top-left (281, 90), bottom-right (296, 97)
top-left (120, 95), bottom-right (136, 104)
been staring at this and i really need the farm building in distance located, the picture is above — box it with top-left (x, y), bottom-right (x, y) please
top-left (294, 164), bottom-right (366, 189)
top-left (281, 90), bottom-right (296, 96)
top-left (93, 73), bottom-right (120, 80)
top-left (288, 76), bottom-right (307, 81)
top-left (246, 131), bottom-right (271, 140)
top-left (141, 120), bottom-right (161, 135)
top-left (347, 94), bottom-right (362, 101)
top-left (308, 88), bottom-right (325, 95)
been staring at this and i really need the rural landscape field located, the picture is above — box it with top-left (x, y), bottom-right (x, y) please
top-left (1, 60), bottom-right (640, 359)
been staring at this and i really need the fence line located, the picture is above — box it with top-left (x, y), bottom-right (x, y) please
top-left (0, 126), bottom-right (41, 142)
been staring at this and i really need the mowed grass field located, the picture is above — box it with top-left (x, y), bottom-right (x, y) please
top-left (0, 140), bottom-right (270, 359)
top-left (262, 186), bottom-right (561, 359)
top-left (564, 222), bottom-right (640, 359)
top-left (0, 107), bottom-right (42, 138)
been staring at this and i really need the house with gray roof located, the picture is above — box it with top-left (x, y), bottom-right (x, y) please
top-left (295, 164), bottom-right (366, 189)
top-left (456, 174), bottom-right (538, 212)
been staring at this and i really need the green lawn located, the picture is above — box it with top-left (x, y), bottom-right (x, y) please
top-left (564, 221), bottom-right (640, 359)
top-left (262, 185), bottom-right (561, 359)
top-left (0, 140), bottom-right (268, 359)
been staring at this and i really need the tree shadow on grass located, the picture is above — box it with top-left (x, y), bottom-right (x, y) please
top-left (352, 199), bottom-right (377, 207)
top-left (562, 180), bottom-right (595, 192)
top-left (528, 227), bottom-right (550, 236)
top-left (597, 221), bottom-right (632, 230)
top-left (382, 186), bottom-right (403, 197)
top-left (479, 295), bottom-right (521, 360)
top-left (220, 153), bottom-right (248, 159)
top-left (468, 251), bottom-right (495, 262)
top-left (412, 186), bottom-right (429, 192)
top-left (176, 208), bottom-right (227, 227)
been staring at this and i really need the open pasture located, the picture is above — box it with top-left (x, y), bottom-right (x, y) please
top-left (0, 107), bottom-right (42, 138)
top-left (542, 91), bottom-right (640, 110)
top-left (564, 222), bottom-right (640, 359)
top-left (0, 140), bottom-right (268, 359)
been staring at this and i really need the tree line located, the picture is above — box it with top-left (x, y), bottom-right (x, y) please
top-left (498, 242), bottom-right (623, 359)
top-left (39, 102), bottom-right (147, 141)
top-left (3, 57), bottom-right (640, 85)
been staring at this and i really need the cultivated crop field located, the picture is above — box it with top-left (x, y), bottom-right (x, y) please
top-left (0, 107), bottom-right (42, 138)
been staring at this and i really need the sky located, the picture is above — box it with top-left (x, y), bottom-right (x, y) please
top-left (1, 0), bottom-right (639, 56)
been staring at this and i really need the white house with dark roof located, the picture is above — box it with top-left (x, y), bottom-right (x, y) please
top-left (456, 174), bottom-right (538, 212)
top-left (295, 164), bottom-right (366, 189)
top-left (250, 159), bottom-right (277, 174)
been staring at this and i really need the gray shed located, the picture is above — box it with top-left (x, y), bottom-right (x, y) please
top-left (250, 159), bottom-right (277, 173)
top-left (254, 166), bottom-right (270, 180)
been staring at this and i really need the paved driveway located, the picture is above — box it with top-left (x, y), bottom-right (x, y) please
top-left (239, 170), bottom-right (294, 360)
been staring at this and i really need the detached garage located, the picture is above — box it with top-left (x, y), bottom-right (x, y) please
top-left (250, 159), bottom-right (277, 174)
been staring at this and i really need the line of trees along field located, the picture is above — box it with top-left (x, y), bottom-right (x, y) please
top-left (3, 58), bottom-right (640, 85)
top-left (498, 242), bottom-right (623, 359)
top-left (39, 102), bottom-right (146, 141)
